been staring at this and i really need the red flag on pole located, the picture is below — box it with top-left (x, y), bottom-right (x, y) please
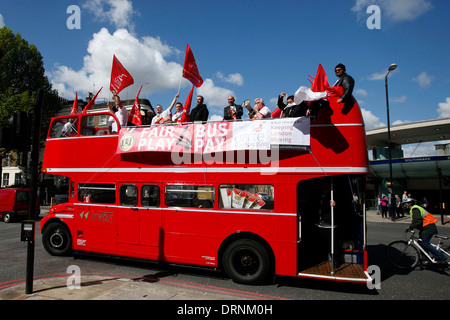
top-left (128, 85), bottom-right (143, 126)
top-left (70, 92), bottom-right (79, 115)
top-left (110, 55), bottom-right (134, 95)
top-left (180, 84), bottom-right (195, 123)
top-left (82, 87), bottom-right (103, 114)
top-left (310, 64), bottom-right (330, 92)
top-left (182, 44), bottom-right (203, 88)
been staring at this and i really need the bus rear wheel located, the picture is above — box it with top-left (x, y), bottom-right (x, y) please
top-left (222, 239), bottom-right (271, 285)
top-left (42, 222), bottom-right (72, 256)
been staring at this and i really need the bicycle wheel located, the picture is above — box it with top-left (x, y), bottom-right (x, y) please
top-left (386, 240), bottom-right (420, 269)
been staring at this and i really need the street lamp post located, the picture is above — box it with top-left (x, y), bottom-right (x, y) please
top-left (385, 63), bottom-right (397, 221)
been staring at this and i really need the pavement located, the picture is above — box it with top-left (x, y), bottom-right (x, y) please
top-left (0, 209), bottom-right (448, 301)
top-left (0, 276), bottom-right (263, 300)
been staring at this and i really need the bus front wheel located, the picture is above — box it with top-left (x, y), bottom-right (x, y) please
top-left (42, 222), bottom-right (72, 256)
top-left (222, 239), bottom-right (271, 285)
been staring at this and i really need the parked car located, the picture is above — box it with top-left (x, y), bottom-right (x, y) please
top-left (0, 188), bottom-right (40, 223)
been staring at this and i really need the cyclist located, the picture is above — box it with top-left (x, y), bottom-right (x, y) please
top-left (403, 198), bottom-right (447, 264)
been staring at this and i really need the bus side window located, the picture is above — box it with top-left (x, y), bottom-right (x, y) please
top-left (141, 185), bottom-right (160, 207)
top-left (70, 180), bottom-right (74, 198)
top-left (165, 185), bottom-right (214, 208)
top-left (219, 184), bottom-right (274, 210)
top-left (78, 183), bottom-right (116, 204)
top-left (120, 185), bottom-right (138, 207)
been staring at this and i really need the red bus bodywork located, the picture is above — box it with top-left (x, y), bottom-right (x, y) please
top-left (40, 92), bottom-right (370, 284)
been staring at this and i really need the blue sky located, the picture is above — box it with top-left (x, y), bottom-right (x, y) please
top-left (1, 0), bottom-right (449, 138)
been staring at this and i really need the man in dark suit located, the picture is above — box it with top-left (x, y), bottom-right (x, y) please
top-left (223, 96), bottom-right (243, 120)
top-left (276, 92), bottom-right (309, 117)
top-left (190, 95), bottom-right (209, 122)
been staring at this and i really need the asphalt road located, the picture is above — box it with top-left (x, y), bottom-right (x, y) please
top-left (1, 217), bottom-right (449, 300)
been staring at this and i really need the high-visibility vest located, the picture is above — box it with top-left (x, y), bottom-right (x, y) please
top-left (410, 205), bottom-right (438, 227)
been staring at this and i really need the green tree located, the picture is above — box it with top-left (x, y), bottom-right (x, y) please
top-left (0, 27), bottom-right (62, 187)
top-left (0, 27), bottom-right (61, 132)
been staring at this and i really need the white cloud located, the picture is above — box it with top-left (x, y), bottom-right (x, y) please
top-left (355, 89), bottom-right (368, 97)
top-left (197, 79), bottom-right (234, 108)
top-left (83, 0), bottom-right (136, 33)
top-left (216, 72), bottom-right (244, 86)
top-left (392, 119), bottom-right (408, 126)
top-left (437, 97), bottom-right (450, 118)
top-left (367, 71), bottom-right (386, 81)
top-left (366, 67), bottom-right (400, 82)
top-left (0, 14), bottom-right (5, 27)
top-left (49, 28), bottom-right (236, 112)
top-left (403, 142), bottom-right (439, 158)
top-left (352, 0), bottom-right (433, 22)
top-left (412, 71), bottom-right (433, 88)
top-left (392, 95), bottom-right (407, 103)
top-left (383, 0), bottom-right (433, 21)
top-left (51, 0), bottom-right (239, 111)
top-left (361, 108), bottom-right (385, 130)
top-left (50, 28), bottom-right (182, 99)
top-left (209, 114), bottom-right (223, 122)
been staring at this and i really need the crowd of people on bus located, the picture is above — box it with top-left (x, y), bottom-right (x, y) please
top-left (132, 63), bottom-right (354, 127)
top-left (60, 63), bottom-right (354, 135)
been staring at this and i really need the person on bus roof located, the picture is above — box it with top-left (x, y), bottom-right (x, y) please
top-left (172, 102), bottom-right (184, 123)
top-left (61, 118), bottom-right (77, 137)
top-left (224, 96), bottom-right (243, 120)
top-left (332, 63), bottom-right (355, 104)
top-left (252, 98), bottom-right (271, 119)
top-left (152, 93), bottom-right (179, 125)
top-left (276, 92), bottom-right (310, 118)
top-left (108, 94), bottom-right (129, 132)
top-left (190, 95), bottom-right (209, 122)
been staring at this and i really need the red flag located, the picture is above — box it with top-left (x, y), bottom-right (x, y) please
top-left (110, 55), bottom-right (134, 95)
top-left (128, 85), bottom-right (143, 126)
top-left (82, 87), bottom-right (103, 114)
top-left (311, 64), bottom-right (330, 92)
top-left (182, 44), bottom-right (203, 87)
top-left (271, 108), bottom-right (282, 118)
top-left (180, 84), bottom-right (195, 123)
top-left (70, 92), bottom-right (79, 115)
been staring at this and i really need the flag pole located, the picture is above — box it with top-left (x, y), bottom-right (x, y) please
top-left (330, 177), bottom-right (335, 275)
top-left (177, 77), bottom-right (182, 95)
top-left (179, 45), bottom-right (186, 95)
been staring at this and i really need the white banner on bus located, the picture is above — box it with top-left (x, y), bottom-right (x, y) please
top-left (117, 117), bottom-right (310, 154)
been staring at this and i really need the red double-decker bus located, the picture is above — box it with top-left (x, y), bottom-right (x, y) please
top-left (40, 90), bottom-right (370, 284)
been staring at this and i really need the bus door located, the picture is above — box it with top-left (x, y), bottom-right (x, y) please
top-left (297, 176), bottom-right (334, 269)
top-left (117, 183), bottom-right (140, 245)
top-left (297, 175), bottom-right (365, 273)
top-left (117, 183), bottom-right (162, 254)
top-left (139, 184), bottom-right (161, 248)
top-left (74, 183), bottom-right (117, 254)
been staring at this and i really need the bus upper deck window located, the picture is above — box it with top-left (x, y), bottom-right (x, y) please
top-left (81, 115), bottom-right (113, 136)
top-left (50, 117), bottom-right (79, 138)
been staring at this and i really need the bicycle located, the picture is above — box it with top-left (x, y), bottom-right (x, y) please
top-left (386, 230), bottom-right (450, 270)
